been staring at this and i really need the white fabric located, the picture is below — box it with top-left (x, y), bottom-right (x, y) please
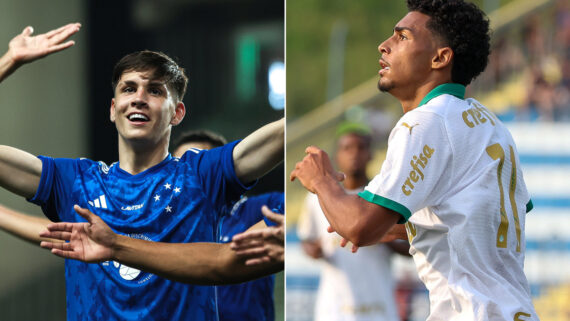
top-left (297, 188), bottom-right (400, 321)
top-left (363, 93), bottom-right (538, 321)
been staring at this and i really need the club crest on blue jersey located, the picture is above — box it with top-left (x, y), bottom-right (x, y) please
top-left (101, 233), bottom-right (155, 284)
top-left (98, 161), bottom-right (110, 174)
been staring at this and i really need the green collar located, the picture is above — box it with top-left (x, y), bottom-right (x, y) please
top-left (417, 83), bottom-right (465, 107)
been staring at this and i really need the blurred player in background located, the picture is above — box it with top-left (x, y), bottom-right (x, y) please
top-left (0, 22), bottom-right (283, 321)
top-left (173, 130), bottom-right (283, 321)
top-left (291, 0), bottom-right (538, 320)
top-left (297, 122), bottom-right (408, 321)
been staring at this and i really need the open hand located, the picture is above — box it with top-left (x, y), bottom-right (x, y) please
top-left (8, 23), bottom-right (80, 66)
top-left (40, 204), bottom-right (115, 263)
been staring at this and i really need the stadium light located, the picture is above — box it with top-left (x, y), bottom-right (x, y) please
top-left (268, 61), bottom-right (284, 110)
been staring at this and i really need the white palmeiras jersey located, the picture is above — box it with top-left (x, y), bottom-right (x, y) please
top-left (359, 84), bottom-right (538, 321)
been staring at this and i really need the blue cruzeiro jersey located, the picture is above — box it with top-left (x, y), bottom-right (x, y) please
top-left (217, 192), bottom-right (284, 321)
top-left (29, 141), bottom-right (252, 321)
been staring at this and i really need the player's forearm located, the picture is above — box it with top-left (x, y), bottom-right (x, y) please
top-left (379, 224), bottom-right (408, 243)
top-left (314, 178), bottom-right (399, 247)
top-left (0, 146), bottom-right (42, 198)
top-left (233, 118), bottom-right (284, 183)
top-left (0, 51), bottom-right (20, 83)
top-left (112, 236), bottom-right (281, 285)
top-left (0, 205), bottom-right (55, 244)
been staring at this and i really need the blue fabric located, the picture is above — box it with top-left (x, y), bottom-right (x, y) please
top-left (29, 141), bottom-right (252, 321)
top-left (216, 192), bottom-right (284, 321)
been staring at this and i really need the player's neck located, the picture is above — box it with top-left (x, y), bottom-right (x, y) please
top-left (117, 137), bottom-right (170, 175)
top-left (342, 174), bottom-right (368, 190)
top-left (396, 77), bottom-right (451, 113)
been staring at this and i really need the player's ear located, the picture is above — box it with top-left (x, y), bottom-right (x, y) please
top-left (110, 98), bottom-right (116, 123)
top-left (170, 101), bottom-right (186, 126)
top-left (432, 46), bottom-right (453, 70)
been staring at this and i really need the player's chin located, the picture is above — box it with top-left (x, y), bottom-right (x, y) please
top-left (377, 78), bottom-right (394, 93)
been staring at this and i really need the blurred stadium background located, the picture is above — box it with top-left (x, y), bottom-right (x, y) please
top-left (286, 0), bottom-right (570, 320)
top-left (0, 0), bottom-right (283, 320)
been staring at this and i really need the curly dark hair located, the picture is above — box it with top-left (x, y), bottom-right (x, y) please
top-left (407, 0), bottom-right (490, 85)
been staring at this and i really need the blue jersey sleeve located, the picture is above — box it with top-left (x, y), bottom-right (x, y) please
top-left (237, 192), bottom-right (284, 227)
top-left (27, 156), bottom-right (79, 222)
top-left (258, 192), bottom-right (284, 227)
top-left (183, 140), bottom-right (255, 209)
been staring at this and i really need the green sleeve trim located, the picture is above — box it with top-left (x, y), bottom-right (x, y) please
top-left (526, 199), bottom-right (533, 213)
top-left (358, 190), bottom-right (411, 224)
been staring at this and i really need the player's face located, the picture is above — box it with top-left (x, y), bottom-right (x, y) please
top-left (111, 70), bottom-right (184, 145)
top-left (377, 11), bottom-right (440, 95)
top-left (335, 133), bottom-right (371, 177)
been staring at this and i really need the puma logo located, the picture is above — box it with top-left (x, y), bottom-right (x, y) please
top-left (401, 122), bottom-right (419, 135)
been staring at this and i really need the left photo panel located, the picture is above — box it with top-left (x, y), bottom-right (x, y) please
top-left (0, 0), bottom-right (284, 320)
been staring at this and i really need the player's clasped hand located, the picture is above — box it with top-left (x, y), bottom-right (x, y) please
top-left (290, 146), bottom-right (345, 194)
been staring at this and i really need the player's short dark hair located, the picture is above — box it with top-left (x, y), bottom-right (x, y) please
top-left (173, 130), bottom-right (227, 150)
top-left (111, 50), bottom-right (189, 102)
top-left (407, 0), bottom-right (491, 85)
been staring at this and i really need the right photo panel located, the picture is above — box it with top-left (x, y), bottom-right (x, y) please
top-left (286, 1), bottom-right (570, 321)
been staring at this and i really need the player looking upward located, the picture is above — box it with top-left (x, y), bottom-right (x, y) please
top-left (291, 1), bottom-right (537, 320)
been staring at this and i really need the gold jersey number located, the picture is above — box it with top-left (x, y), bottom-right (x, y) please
top-left (486, 143), bottom-right (522, 252)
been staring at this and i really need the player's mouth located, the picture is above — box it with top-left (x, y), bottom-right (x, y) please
top-left (379, 59), bottom-right (390, 76)
top-left (127, 112), bottom-right (150, 125)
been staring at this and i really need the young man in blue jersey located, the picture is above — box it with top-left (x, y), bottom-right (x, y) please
top-left (173, 130), bottom-right (283, 321)
top-left (0, 23), bottom-right (284, 321)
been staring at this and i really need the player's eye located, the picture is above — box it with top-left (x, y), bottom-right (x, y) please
top-left (123, 86), bottom-right (135, 93)
top-left (149, 88), bottom-right (163, 95)
top-left (398, 33), bottom-right (407, 40)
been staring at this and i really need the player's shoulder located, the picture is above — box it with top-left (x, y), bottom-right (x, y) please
top-left (406, 94), bottom-right (497, 133)
top-left (175, 147), bottom-right (206, 162)
top-left (53, 156), bottom-right (100, 171)
top-left (78, 159), bottom-right (117, 176)
top-left (395, 103), bottom-right (447, 139)
top-left (416, 93), bottom-right (469, 118)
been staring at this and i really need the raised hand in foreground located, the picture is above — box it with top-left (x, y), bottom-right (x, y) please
top-left (9, 23), bottom-right (81, 65)
top-left (40, 205), bottom-right (115, 263)
top-left (0, 22), bottom-right (80, 83)
top-left (230, 206), bottom-right (284, 265)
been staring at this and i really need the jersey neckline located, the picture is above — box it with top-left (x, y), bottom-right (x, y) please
top-left (113, 154), bottom-right (173, 179)
top-left (418, 83), bottom-right (466, 108)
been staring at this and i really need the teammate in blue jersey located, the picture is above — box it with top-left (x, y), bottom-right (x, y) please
top-left (0, 23), bottom-right (284, 321)
top-left (173, 130), bottom-right (283, 321)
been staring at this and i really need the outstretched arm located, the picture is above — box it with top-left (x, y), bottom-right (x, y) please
top-left (40, 205), bottom-right (282, 285)
top-left (233, 118), bottom-right (284, 183)
top-left (230, 206), bottom-right (284, 265)
top-left (0, 23), bottom-right (80, 83)
top-left (0, 23), bottom-right (81, 198)
top-left (291, 146), bottom-right (401, 247)
top-left (0, 204), bottom-right (61, 245)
